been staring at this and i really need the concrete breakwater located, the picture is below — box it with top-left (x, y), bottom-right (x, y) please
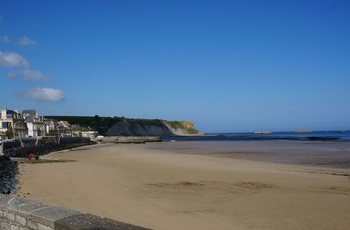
top-left (0, 157), bottom-right (18, 195)
top-left (98, 136), bottom-right (161, 143)
top-left (0, 195), bottom-right (149, 230)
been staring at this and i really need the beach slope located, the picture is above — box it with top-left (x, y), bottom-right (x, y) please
top-left (14, 142), bottom-right (350, 230)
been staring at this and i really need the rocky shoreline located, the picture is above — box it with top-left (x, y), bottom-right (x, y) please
top-left (3, 137), bottom-right (94, 158)
top-left (0, 156), bottom-right (18, 194)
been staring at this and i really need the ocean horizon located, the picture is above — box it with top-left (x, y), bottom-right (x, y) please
top-left (162, 130), bottom-right (350, 141)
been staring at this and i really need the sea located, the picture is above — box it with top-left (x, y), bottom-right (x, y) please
top-left (159, 130), bottom-right (350, 168)
top-left (162, 130), bottom-right (350, 142)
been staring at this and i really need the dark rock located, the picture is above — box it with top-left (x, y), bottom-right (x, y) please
top-left (0, 156), bottom-right (18, 194)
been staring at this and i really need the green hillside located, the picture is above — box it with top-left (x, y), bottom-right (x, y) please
top-left (45, 115), bottom-right (124, 135)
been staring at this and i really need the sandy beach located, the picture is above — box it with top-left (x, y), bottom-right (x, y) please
top-left (13, 141), bottom-right (350, 230)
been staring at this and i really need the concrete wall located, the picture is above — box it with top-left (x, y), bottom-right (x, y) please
top-left (97, 136), bottom-right (161, 143)
top-left (0, 194), bottom-right (149, 230)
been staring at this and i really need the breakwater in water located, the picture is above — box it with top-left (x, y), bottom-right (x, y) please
top-left (98, 136), bottom-right (161, 143)
top-left (0, 156), bottom-right (18, 195)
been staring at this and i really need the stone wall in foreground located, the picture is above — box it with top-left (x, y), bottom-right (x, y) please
top-left (0, 194), bottom-right (149, 230)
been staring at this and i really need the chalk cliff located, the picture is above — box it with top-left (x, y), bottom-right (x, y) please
top-left (45, 116), bottom-right (202, 136)
top-left (105, 119), bottom-right (201, 136)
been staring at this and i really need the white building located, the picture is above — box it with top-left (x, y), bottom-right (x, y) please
top-left (0, 108), bottom-right (27, 138)
top-left (44, 118), bottom-right (56, 133)
top-left (0, 108), bottom-right (46, 138)
top-left (23, 110), bottom-right (45, 137)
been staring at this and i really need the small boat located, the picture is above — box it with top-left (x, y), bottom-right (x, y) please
top-left (295, 130), bottom-right (312, 134)
top-left (254, 131), bottom-right (272, 134)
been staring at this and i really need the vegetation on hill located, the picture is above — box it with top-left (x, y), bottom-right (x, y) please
top-left (45, 116), bottom-right (201, 136)
top-left (45, 115), bottom-right (122, 135)
top-left (165, 121), bottom-right (200, 134)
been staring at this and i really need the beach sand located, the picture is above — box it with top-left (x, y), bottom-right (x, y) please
top-left (13, 141), bottom-right (350, 230)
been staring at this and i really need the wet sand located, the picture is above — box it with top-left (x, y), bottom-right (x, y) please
top-left (13, 141), bottom-right (350, 230)
top-left (145, 140), bottom-right (350, 168)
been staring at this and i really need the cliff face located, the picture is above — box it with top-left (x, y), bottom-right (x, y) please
top-left (105, 119), bottom-right (201, 136)
top-left (162, 121), bottom-right (200, 136)
top-left (44, 115), bottom-right (202, 137)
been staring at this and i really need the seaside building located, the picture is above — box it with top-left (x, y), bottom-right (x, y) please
top-left (0, 108), bottom-right (47, 139)
top-left (22, 109), bottom-right (46, 137)
top-left (1, 107), bottom-right (95, 139)
top-left (44, 118), bottom-right (75, 137)
top-left (53, 120), bottom-right (70, 137)
top-left (0, 108), bottom-right (27, 138)
top-left (44, 118), bottom-right (56, 133)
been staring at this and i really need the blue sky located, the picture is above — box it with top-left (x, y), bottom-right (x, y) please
top-left (0, 0), bottom-right (349, 133)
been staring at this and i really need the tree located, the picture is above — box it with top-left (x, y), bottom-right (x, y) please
top-left (6, 129), bottom-right (14, 139)
top-left (94, 115), bottom-right (101, 122)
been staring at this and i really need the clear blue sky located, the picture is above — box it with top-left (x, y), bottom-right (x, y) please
top-left (1, 0), bottom-right (349, 133)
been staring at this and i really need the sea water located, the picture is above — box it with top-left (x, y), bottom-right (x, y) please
top-left (158, 131), bottom-right (350, 168)
top-left (162, 130), bottom-right (350, 142)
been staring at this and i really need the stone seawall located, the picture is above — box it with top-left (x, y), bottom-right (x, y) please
top-left (3, 137), bottom-right (93, 158)
top-left (0, 194), bottom-right (149, 230)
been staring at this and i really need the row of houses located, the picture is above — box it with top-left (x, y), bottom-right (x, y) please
top-left (0, 108), bottom-right (74, 139)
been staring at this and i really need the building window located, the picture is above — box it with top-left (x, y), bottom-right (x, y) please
top-left (2, 122), bottom-right (8, 128)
